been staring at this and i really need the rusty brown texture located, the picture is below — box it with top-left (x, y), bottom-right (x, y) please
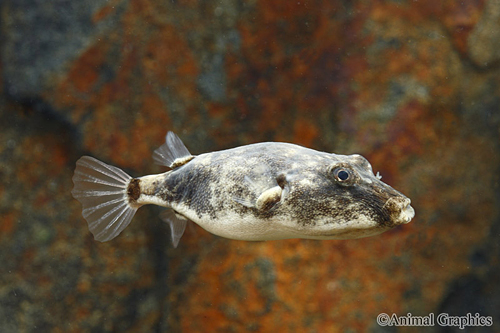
top-left (1, 0), bottom-right (499, 331)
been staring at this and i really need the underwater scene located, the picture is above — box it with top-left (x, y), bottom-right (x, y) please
top-left (1, 0), bottom-right (499, 332)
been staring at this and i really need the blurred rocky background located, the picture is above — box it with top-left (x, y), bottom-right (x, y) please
top-left (1, 0), bottom-right (499, 331)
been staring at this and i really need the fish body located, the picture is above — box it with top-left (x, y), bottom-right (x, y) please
top-left (72, 132), bottom-right (415, 247)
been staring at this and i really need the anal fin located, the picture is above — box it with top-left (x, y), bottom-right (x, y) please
top-left (159, 209), bottom-right (188, 248)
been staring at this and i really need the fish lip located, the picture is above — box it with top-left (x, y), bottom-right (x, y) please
top-left (399, 198), bottom-right (415, 224)
top-left (382, 197), bottom-right (415, 225)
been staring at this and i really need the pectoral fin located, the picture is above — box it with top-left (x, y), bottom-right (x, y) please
top-left (233, 174), bottom-right (283, 212)
top-left (255, 186), bottom-right (282, 211)
top-left (159, 209), bottom-right (188, 248)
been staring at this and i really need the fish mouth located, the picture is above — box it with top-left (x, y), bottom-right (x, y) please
top-left (399, 199), bottom-right (415, 224)
top-left (383, 197), bottom-right (415, 226)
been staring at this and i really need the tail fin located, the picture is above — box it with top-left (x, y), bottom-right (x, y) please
top-left (71, 156), bottom-right (139, 242)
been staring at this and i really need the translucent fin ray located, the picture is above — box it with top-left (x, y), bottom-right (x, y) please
top-left (72, 156), bottom-right (139, 242)
top-left (232, 170), bottom-right (279, 209)
top-left (153, 131), bottom-right (193, 168)
top-left (77, 157), bottom-right (130, 183)
top-left (159, 209), bottom-right (188, 248)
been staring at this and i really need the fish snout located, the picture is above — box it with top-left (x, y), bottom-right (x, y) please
top-left (383, 197), bottom-right (415, 226)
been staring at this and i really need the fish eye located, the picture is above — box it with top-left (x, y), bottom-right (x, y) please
top-left (337, 170), bottom-right (349, 181)
top-left (332, 166), bottom-right (354, 185)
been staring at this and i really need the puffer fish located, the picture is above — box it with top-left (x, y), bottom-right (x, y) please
top-left (71, 132), bottom-right (415, 247)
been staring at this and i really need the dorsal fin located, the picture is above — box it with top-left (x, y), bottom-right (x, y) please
top-left (153, 131), bottom-right (194, 168)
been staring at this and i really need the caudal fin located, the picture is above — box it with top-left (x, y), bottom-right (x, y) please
top-left (71, 156), bottom-right (139, 242)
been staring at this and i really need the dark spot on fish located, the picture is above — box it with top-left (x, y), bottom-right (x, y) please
top-left (127, 178), bottom-right (141, 203)
top-left (285, 181), bottom-right (394, 228)
top-left (346, 186), bottom-right (392, 226)
top-left (159, 163), bottom-right (220, 219)
top-left (276, 174), bottom-right (286, 189)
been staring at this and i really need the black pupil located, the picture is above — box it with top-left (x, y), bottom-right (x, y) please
top-left (337, 170), bottom-right (349, 181)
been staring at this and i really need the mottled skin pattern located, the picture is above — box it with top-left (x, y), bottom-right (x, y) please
top-left (138, 143), bottom-right (413, 241)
